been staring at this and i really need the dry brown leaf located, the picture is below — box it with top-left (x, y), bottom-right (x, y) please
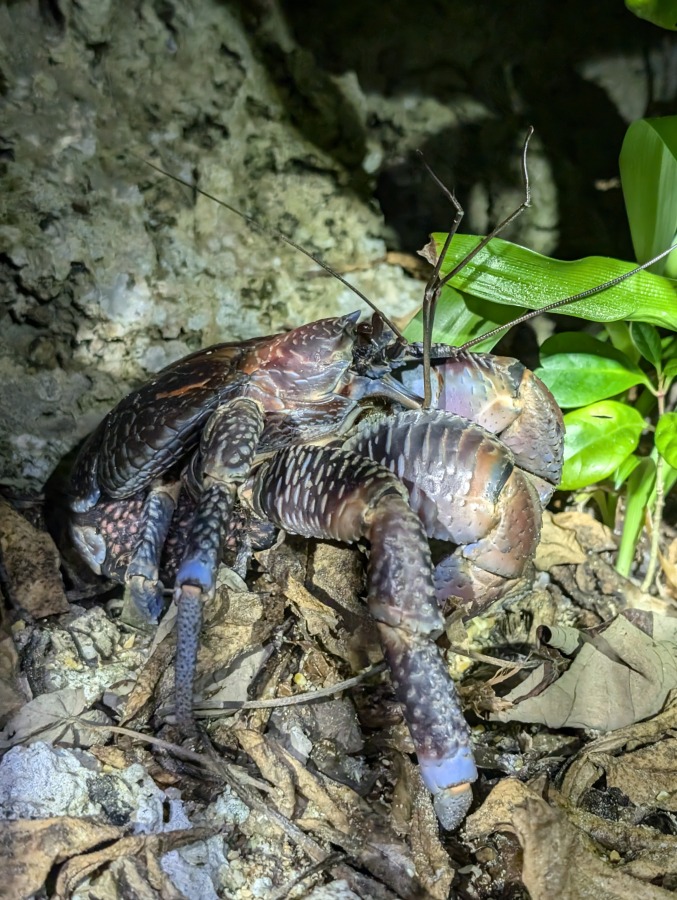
top-left (534, 511), bottom-right (587, 570)
top-left (270, 737), bottom-right (352, 832)
top-left (551, 511), bottom-right (617, 553)
top-left (513, 796), bottom-right (672, 900)
top-left (660, 537), bottom-right (677, 599)
top-left (302, 821), bottom-right (428, 900)
top-left (0, 686), bottom-right (110, 747)
top-left (495, 614), bottom-right (677, 731)
top-left (599, 737), bottom-right (677, 811)
top-left (285, 575), bottom-right (340, 635)
top-left (561, 701), bottom-right (677, 806)
top-left (0, 817), bottom-right (121, 900)
top-left (0, 632), bottom-right (26, 725)
top-left (406, 759), bottom-right (455, 900)
top-left (0, 499), bottom-right (69, 617)
top-left (83, 854), bottom-right (185, 900)
top-left (236, 727), bottom-right (296, 818)
top-left (54, 826), bottom-right (216, 898)
top-left (466, 779), bottom-right (673, 900)
top-left (120, 634), bottom-right (174, 726)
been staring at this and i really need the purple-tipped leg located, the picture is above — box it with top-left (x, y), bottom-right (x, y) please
top-left (172, 398), bottom-right (265, 731)
top-left (249, 445), bottom-right (477, 828)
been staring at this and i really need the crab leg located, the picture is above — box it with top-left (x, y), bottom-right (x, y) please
top-left (247, 445), bottom-right (477, 830)
top-left (345, 408), bottom-right (543, 617)
top-left (173, 397), bottom-right (265, 730)
top-left (125, 482), bottom-right (180, 621)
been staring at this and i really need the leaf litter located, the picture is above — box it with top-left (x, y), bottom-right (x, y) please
top-left (0, 497), bottom-right (677, 897)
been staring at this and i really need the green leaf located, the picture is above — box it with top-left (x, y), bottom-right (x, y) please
top-left (620, 117), bottom-right (677, 275)
top-left (630, 321), bottom-right (663, 369)
top-left (428, 234), bottom-right (677, 329)
top-left (614, 453), bottom-right (642, 489)
top-left (655, 412), bottom-right (677, 466)
top-left (560, 401), bottom-right (646, 490)
top-left (625, 0), bottom-right (677, 30)
top-left (662, 358), bottom-right (677, 393)
top-left (403, 283), bottom-right (514, 351)
top-left (616, 457), bottom-right (657, 577)
top-left (605, 321), bottom-right (640, 363)
top-left (534, 333), bottom-right (651, 407)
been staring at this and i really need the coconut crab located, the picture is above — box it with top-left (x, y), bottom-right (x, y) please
top-left (55, 137), bottom-right (665, 830)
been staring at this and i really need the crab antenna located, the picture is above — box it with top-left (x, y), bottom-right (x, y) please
top-left (458, 242), bottom-right (677, 352)
top-left (135, 154), bottom-right (405, 340)
top-left (418, 154), bottom-right (464, 407)
top-left (419, 127), bottom-right (534, 407)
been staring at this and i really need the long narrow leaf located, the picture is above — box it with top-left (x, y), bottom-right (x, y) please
top-left (428, 234), bottom-right (677, 329)
top-left (620, 117), bottom-right (677, 275)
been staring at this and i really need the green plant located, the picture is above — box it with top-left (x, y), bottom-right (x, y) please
top-left (404, 116), bottom-right (677, 588)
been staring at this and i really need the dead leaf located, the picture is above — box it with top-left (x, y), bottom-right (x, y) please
top-left (599, 737), bottom-right (677, 811)
top-left (0, 817), bottom-right (121, 900)
top-left (561, 701), bottom-right (677, 806)
top-left (534, 511), bottom-right (587, 569)
top-left (660, 537), bottom-right (677, 598)
top-left (54, 826), bottom-right (216, 899)
top-left (0, 686), bottom-right (110, 747)
top-left (236, 728), bottom-right (296, 818)
top-left (0, 499), bottom-right (69, 617)
top-left (494, 614), bottom-right (677, 731)
top-left (84, 854), bottom-right (185, 900)
top-left (405, 759), bottom-right (455, 900)
top-left (302, 821), bottom-right (429, 900)
top-left (197, 645), bottom-right (269, 712)
top-left (0, 632), bottom-right (26, 724)
top-left (551, 511), bottom-right (617, 554)
top-left (285, 576), bottom-right (340, 635)
top-left (466, 779), bottom-right (673, 899)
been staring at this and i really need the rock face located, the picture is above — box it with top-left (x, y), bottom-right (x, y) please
top-left (0, 0), bottom-right (420, 490)
top-left (0, 0), bottom-right (672, 490)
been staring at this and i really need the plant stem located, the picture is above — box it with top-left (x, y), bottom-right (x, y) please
top-left (641, 387), bottom-right (667, 591)
top-left (641, 455), bottom-right (665, 591)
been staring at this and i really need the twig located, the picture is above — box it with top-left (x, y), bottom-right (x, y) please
top-left (269, 852), bottom-right (346, 900)
top-left (190, 662), bottom-right (387, 718)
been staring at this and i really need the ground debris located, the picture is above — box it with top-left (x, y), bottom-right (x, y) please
top-left (3, 506), bottom-right (677, 897)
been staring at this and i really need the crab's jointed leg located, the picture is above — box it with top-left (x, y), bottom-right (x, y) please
top-left (124, 482), bottom-right (181, 621)
top-left (246, 444), bottom-right (477, 830)
top-left (173, 397), bottom-right (265, 730)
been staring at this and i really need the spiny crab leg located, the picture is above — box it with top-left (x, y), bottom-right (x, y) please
top-left (173, 397), bottom-right (265, 731)
top-left (246, 444), bottom-right (477, 830)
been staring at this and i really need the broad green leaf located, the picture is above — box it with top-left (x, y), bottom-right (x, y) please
top-left (617, 457), bottom-right (657, 577)
top-left (560, 401), bottom-right (646, 490)
top-left (630, 321), bottom-right (663, 369)
top-left (625, 0), bottom-right (677, 31)
top-left (535, 333), bottom-right (650, 407)
top-left (429, 234), bottom-right (677, 329)
top-left (620, 117), bottom-right (677, 275)
top-left (656, 412), bottom-right (677, 466)
top-left (403, 283), bottom-right (513, 351)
